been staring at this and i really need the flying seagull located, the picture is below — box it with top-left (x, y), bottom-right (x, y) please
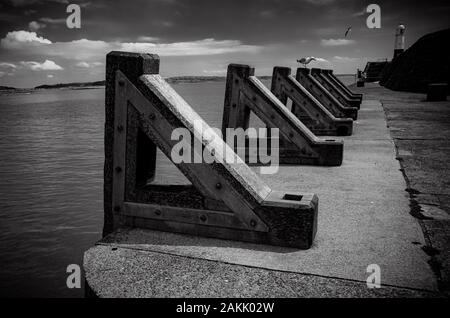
top-left (297, 57), bottom-right (317, 68)
top-left (344, 26), bottom-right (352, 37)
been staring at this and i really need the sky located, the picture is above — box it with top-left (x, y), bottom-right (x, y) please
top-left (0, 0), bottom-right (449, 88)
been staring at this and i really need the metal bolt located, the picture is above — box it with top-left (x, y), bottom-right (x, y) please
top-left (232, 103), bottom-right (237, 108)
top-left (118, 80), bottom-right (125, 87)
top-left (200, 215), bottom-right (207, 222)
top-left (154, 209), bottom-right (161, 216)
top-left (250, 220), bottom-right (257, 227)
top-left (115, 166), bottom-right (122, 173)
top-left (289, 132), bottom-right (294, 138)
top-left (215, 182), bottom-right (222, 189)
top-left (148, 113), bottom-right (155, 120)
top-left (113, 205), bottom-right (121, 212)
top-left (117, 124), bottom-right (124, 132)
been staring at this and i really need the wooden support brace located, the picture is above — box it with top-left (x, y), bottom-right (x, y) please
top-left (104, 51), bottom-right (319, 249)
top-left (222, 63), bottom-right (343, 166)
top-left (310, 68), bottom-right (361, 109)
top-left (295, 68), bottom-right (358, 120)
top-left (322, 69), bottom-right (363, 101)
top-left (271, 67), bottom-right (353, 136)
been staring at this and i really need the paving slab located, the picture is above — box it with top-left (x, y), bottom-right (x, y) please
top-left (85, 98), bottom-right (438, 295)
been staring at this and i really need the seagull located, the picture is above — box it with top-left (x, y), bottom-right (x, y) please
top-left (344, 26), bottom-right (352, 37)
top-left (297, 57), bottom-right (317, 68)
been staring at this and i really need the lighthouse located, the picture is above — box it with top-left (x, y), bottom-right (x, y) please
top-left (394, 24), bottom-right (406, 58)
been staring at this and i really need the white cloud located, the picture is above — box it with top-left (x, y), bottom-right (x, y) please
top-left (76, 61), bottom-right (90, 68)
top-left (28, 21), bottom-right (46, 32)
top-left (0, 62), bottom-right (17, 69)
top-left (20, 60), bottom-right (63, 71)
top-left (120, 38), bottom-right (261, 56)
top-left (314, 57), bottom-right (329, 63)
top-left (321, 38), bottom-right (355, 46)
top-left (75, 61), bottom-right (103, 68)
top-left (333, 56), bottom-right (359, 61)
top-left (1, 30), bottom-right (261, 59)
top-left (137, 36), bottom-right (159, 42)
top-left (1, 30), bottom-right (51, 49)
top-left (47, 74), bottom-right (54, 78)
top-left (39, 17), bottom-right (67, 24)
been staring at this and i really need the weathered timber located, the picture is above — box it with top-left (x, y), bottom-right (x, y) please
top-left (222, 64), bottom-right (343, 166)
top-left (271, 67), bottom-right (353, 135)
top-left (322, 69), bottom-right (363, 101)
top-left (104, 52), bottom-right (319, 249)
top-left (295, 68), bottom-right (358, 120)
top-left (310, 68), bottom-right (361, 109)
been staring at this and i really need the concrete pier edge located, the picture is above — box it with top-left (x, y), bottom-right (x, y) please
top-left (84, 85), bottom-right (446, 297)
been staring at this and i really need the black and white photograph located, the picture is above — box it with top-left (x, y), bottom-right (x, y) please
top-left (0, 0), bottom-right (449, 303)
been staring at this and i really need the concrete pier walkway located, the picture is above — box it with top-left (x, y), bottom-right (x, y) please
top-left (84, 84), bottom-right (446, 297)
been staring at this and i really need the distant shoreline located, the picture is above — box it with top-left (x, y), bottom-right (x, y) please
top-left (0, 74), bottom-right (354, 93)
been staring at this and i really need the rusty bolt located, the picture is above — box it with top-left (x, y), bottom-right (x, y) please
top-left (250, 219), bottom-right (257, 227)
top-left (215, 182), bottom-right (222, 189)
top-left (200, 215), bottom-right (207, 222)
top-left (115, 166), bottom-right (122, 173)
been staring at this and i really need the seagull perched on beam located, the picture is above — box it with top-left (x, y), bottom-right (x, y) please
top-left (297, 57), bottom-right (317, 68)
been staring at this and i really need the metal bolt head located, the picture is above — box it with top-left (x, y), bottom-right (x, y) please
top-left (215, 182), bottom-right (222, 189)
top-left (115, 166), bottom-right (122, 173)
top-left (155, 209), bottom-right (161, 216)
top-left (117, 124), bottom-right (124, 132)
top-left (118, 80), bottom-right (125, 87)
top-left (250, 219), bottom-right (257, 227)
top-left (200, 215), bottom-right (207, 222)
top-left (148, 113), bottom-right (155, 120)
